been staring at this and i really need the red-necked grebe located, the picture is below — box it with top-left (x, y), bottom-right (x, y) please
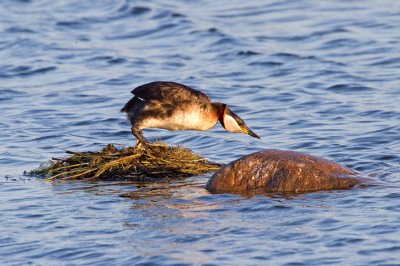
top-left (121, 81), bottom-right (260, 144)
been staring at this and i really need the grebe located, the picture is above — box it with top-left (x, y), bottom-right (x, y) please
top-left (121, 81), bottom-right (260, 144)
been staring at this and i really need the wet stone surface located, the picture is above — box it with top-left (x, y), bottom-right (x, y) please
top-left (207, 150), bottom-right (369, 193)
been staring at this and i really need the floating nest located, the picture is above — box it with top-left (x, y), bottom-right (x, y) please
top-left (28, 143), bottom-right (222, 181)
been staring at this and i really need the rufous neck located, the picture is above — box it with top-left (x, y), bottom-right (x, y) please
top-left (212, 102), bottom-right (226, 123)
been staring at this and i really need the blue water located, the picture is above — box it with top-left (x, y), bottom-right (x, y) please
top-left (1, 0), bottom-right (400, 265)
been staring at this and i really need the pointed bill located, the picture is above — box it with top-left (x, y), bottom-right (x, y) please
top-left (242, 126), bottom-right (261, 139)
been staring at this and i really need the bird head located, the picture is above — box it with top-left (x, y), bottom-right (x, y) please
top-left (217, 104), bottom-right (260, 139)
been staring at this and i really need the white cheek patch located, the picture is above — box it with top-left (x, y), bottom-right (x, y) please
top-left (223, 114), bottom-right (242, 133)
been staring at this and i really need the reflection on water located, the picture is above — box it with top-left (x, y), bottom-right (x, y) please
top-left (1, 0), bottom-right (400, 264)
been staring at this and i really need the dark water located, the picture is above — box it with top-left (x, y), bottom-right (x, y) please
top-left (1, 0), bottom-right (400, 265)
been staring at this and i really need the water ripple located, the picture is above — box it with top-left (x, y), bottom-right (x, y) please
top-left (1, 0), bottom-right (400, 265)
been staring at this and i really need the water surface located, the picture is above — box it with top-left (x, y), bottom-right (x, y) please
top-left (1, 0), bottom-right (400, 265)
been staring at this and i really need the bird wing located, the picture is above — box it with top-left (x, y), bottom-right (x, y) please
top-left (130, 81), bottom-right (211, 103)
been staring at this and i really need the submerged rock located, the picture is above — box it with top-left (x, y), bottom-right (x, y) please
top-left (206, 150), bottom-right (369, 193)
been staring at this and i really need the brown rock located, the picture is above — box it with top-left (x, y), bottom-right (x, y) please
top-left (206, 150), bottom-right (369, 193)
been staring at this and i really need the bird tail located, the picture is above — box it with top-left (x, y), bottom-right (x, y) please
top-left (120, 105), bottom-right (128, 112)
top-left (120, 97), bottom-right (136, 112)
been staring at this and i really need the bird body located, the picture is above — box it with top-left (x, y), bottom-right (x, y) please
top-left (121, 81), bottom-right (259, 143)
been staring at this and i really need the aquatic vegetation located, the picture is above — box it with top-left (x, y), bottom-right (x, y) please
top-left (28, 143), bottom-right (222, 180)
